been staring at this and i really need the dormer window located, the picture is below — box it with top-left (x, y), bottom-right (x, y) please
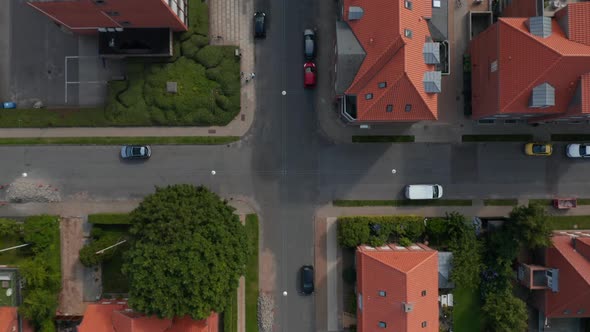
top-left (379, 322), bottom-right (387, 328)
top-left (386, 105), bottom-right (393, 112)
top-left (365, 93), bottom-right (373, 100)
top-left (378, 82), bottom-right (387, 89)
top-left (405, 104), bottom-right (412, 112)
top-left (378, 290), bottom-right (386, 297)
top-left (404, 29), bottom-right (412, 38)
top-left (404, 0), bottom-right (413, 9)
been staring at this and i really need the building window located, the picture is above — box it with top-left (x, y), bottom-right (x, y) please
top-left (358, 294), bottom-right (362, 310)
top-left (405, 104), bottom-right (412, 112)
top-left (105, 11), bottom-right (119, 16)
top-left (404, 29), bottom-right (412, 38)
top-left (119, 21), bottom-right (132, 26)
top-left (378, 81), bottom-right (387, 89)
top-left (422, 321), bottom-right (427, 328)
top-left (378, 322), bottom-right (387, 328)
top-left (378, 290), bottom-right (386, 297)
top-left (564, 310), bottom-right (571, 315)
top-left (404, 0), bottom-right (413, 9)
top-left (421, 290), bottom-right (427, 296)
top-left (386, 105), bottom-right (393, 112)
top-left (365, 93), bottom-right (373, 100)
top-left (93, 0), bottom-right (106, 5)
top-left (490, 60), bottom-right (498, 72)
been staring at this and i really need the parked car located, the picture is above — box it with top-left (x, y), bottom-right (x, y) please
top-left (303, 29), bottom-right (316, 60)
top-left (300, 265), bottom-right (314, 295)
top-left (566, 143), bottom-right (590, 158)
top-left (254, 12), bottom-right (266, 38)
top-left (524, 143), bottom-right (553, 156)
top-left (1, 102), bottom-right (16, 109)
top-left (405, 184), bottom-right (443, 200)
top-left (304, 62), bottom-right (317, 88)
top-left (120, 145), bottom-right (151, 159)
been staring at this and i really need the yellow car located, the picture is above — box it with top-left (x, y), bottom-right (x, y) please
top-left (525, 143), bottom-right (553, 156)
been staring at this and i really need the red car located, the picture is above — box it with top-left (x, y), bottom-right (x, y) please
top-left (304, 62), bottom-right (317, 88)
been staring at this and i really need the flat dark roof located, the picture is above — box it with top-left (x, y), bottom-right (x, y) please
top-left (99, 28), bottom-right (171, 56)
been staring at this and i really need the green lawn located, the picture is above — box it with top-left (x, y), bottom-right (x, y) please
top-left (453, 286), bottom-right (482, 332)
top-left (0, 136), bottom-right (239, 145)
top-left (0, 236), bottom-right (29, 266)
top-left (333, 199), bottom-right (473, 207)
top-left (548, 215), bottom-right (590, 230)
top-left (245, 214), bottom-right (259, 332)
top-left (101, 242), bottom-right (130, 294)
top-left (0, 108), bottom-right (111, 127)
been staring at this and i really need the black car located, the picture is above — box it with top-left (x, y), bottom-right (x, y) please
top-left (254, 12), bottom-right (266, 38)
top-left (300, 265), bottom-right (314, 295)
top-left (120, 145), bottom-right (151, 159)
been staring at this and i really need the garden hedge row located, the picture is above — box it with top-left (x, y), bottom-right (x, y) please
top-left (337, 216), bottom-right (425, 248)
top-left (88, 213), bottom-right (132, 225)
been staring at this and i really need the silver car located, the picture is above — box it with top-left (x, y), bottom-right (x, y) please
top-left (120, 145), bottom-right (151, 159)
top-left (566, 144), bottom-right (590, 158)
top-left (304, 29), bottom-right (316, 60)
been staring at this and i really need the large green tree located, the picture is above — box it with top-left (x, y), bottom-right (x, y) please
top-left (482, 290), bottom-right (528, 332)
top-left (506, 204), bottom-right (551, 249)
top-left (122, 185), bottom-right (249, 319)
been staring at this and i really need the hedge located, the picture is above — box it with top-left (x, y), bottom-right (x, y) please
top-left (337, 216), bottom-right (425, 248)
top-left (88, 213), bottom-right (132, 225)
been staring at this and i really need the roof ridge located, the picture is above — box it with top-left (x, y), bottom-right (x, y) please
top-left (406, 250), bottom-right (437, 273)
top-left (499, 19), bottom-right (563, 113)
top-left (348, 35), bottom-right (405, 93)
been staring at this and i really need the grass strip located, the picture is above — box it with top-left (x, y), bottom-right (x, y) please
top-left (352, 135), bottom-right (415, 143)
top-left (245, 214), bottom-right (259, 332)
top-left (528, 199), bottom-right (553, 206)
top-left (462, 134), bottom-right (533, 142)
top-left (88, 213), bottom-right (132, 225)
top-left (0, 136), bottom-right (239, 145)
top-left (548, 215), bottom-right (590, 230)
top-left (333, 199), bottom-right (473, 207)
top-left (454, 286), bottom-right (483, 332)
top-left (577, 199), bottom-right (590, 205)
top-left (551, 134), bottom-right (590, 142)
top-left (483, 199), bottom-right (518, 206)
top-left (223, 290), bottom-right (238, 332)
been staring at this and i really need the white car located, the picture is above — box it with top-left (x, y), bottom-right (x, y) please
top-left (566, 144), bottom-right (590, 158)
top-left (405, 184), bottom-right (443, 200)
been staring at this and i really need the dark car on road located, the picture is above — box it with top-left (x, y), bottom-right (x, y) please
top-left (254, 12), bottom-right (266, 38)
top-left (304, 29), bottom-right (316, 60)
top-left (120, 145), bottom-right (151, 159)
top-left (300, 265), bottom-right (314, 295)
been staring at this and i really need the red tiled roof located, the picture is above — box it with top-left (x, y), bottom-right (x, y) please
top-left (543, 235), bottom-right (590, 318)
top-left (0, 306), bottom-right (18, 332)
top-left (560, 3), bottom-right (590, 46)
top-left (78, 302), bottom-right (218, 332)
top-left (343, 0), bottom-right (438, 121)
top-left (501, 0), bottom-right (537, 17)
top-left (469, 8), bottom-right (590, 120)
top-left (356, 244), bottom-right (439, 332)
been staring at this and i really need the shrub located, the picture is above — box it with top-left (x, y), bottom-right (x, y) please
top-left (195, 46), bottom-right (224, 68)
top-left (398, 237), bottom-right (412, 247)
top-left (88, 213), bottom-right (132, 225)
top-left (425, 218), bottom-right (447, 246)
top-left (337, 216), bottom-right (425, 248)
top-left (79, 233), bottom-right (124, 267)
top-left (23, 215), bottom-right (59, 254)
top-left (0, 218), bottom-right (21, 237)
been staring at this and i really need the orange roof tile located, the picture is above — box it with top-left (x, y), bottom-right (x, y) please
top-left (543, 235), bottom-right (590, 318)
top-left (343, 0), bottom-right (438, 121)
top-left (470, 8), bottom-right (590, 120)
top-left (561, 3), bottom-right (590, 47)
top-left (0, 306), bottom-right (18, 332)
top-left (356, 244), bottom-right (439, 332)
top-left (79, 302), bottom-right (218, 332)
